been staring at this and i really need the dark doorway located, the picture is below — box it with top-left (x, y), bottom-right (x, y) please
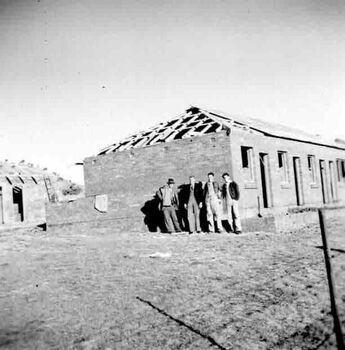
top-left (0, 187), bottom-right (3, 224)
top-left (293, 157), bottom-right (303, 206)
top-left (329, 161), bottom-right (337, 201)
top-left (13, 186), bottom-right (24, 222)
top-left (259, 153), bottom-right (271, 208)
top-left (319, 160), bottom-right (327, 204)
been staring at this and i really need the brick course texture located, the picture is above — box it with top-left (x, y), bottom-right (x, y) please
top-left (84, 131), bottom-right (232, 197)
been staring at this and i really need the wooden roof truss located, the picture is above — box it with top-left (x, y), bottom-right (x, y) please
top-left (96, 105), bottom-right (345, 156)
top-left (98, 108), bottom-right (227, 155)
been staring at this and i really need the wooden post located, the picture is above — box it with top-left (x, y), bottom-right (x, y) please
top-left (318, 209), bottom-right (345, 350)
top-left (257, 196), bottom-right (262, 217)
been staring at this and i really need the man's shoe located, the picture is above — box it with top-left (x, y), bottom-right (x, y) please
top-left (235, 230), bottom-right (242, 234)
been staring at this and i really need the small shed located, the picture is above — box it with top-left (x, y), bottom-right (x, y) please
top-left (0, 161), bottom-right (47, 226)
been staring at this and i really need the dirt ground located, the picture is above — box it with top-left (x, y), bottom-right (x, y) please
top-left (0, 214), bottom-right (344, 350)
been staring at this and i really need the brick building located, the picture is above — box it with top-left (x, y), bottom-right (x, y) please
top-left (47, 106), bottom-right (345, 232)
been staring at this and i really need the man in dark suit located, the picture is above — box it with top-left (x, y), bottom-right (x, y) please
top-left (156, 178), bottom-right (182, 234)
top-left (203, 172), bottom-right (224, 233)
top-left (182, 175), bottom-right (202, 234)
top-left (222, 172), bottom-right (242, 234)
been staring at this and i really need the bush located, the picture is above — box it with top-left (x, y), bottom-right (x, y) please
top-left (62, 183), bottom-right (82, 196)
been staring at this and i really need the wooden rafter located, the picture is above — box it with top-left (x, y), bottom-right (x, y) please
top-left (97, 108), bottom-right (228, 155)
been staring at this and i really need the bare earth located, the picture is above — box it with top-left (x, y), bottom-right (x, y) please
top-left (0, 215), bottom-right (344, 350)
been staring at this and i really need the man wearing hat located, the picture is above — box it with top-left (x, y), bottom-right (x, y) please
top-left (156, 178), bottom-right (182, 233)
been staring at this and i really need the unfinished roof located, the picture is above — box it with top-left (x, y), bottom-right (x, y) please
top-left (0, 161), bottom-right (52, 185)
top-left (98, 106), bottom-right (345, 155)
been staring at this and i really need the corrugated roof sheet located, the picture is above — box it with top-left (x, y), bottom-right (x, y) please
top-left (207, 108), bottom-right (341, 148)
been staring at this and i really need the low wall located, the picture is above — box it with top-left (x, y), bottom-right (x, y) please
top-left (46, 194), bottom-right (277, 233)
top-left (275, 206), bottom-right (345, 232)
top-left (46, 195), bottom-right (148, 232)
top-left (46, 195), bottom-right (345, 234)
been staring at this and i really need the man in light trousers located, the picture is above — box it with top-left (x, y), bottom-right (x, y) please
top-left (203, 172), bottom-right (223, 233)
top-left (222, 172), bottom-right (242, 234)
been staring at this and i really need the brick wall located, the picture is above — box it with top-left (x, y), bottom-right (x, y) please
top-left (84, 130), bottom-right (232, 200)
top-left (46, 195), bottom-right (147, 232)
top-left (230, 127), bottom-right (345, 217)
top-left (46, 192), bottom-right (279, 233)
top-left (23, 183), bottom-right (46, 224)
top-left (1, 183), bottom-right (14, 223)
top-left (47, 131), bottom-right (233, 232)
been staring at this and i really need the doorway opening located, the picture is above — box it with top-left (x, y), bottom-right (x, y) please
top-left (329, 161), bottom-right (337, 201)
top-left (319, 160), bottom-right (327, 204)
top-left (293, 157), bottom-right (304, 206)
top-left (259, 153), bottom-right (271, 208)
top-left (13, 186), bottom-right (24, 222)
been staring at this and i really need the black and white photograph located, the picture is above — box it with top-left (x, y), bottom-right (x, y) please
top-left (0, 0), bottom-right (345, 349)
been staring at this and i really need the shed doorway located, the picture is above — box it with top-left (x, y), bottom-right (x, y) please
top-left (13, 186), bottom-right (24, 222)
top-left (293, 157), bottom-right (304, 206)
top-left (259, 153), bottom-right (272, 208)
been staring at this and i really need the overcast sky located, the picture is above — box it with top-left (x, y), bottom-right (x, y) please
top-left (1, 0), bottom-right (345, 183)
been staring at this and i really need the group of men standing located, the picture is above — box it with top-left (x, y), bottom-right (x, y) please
top-left (156, 172), bottom-right (242, 234)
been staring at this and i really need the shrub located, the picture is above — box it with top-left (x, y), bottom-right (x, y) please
top-left (62, 183), bottom-right (82, 196)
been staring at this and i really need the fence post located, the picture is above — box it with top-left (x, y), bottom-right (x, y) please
top-left (318, 209), bottom-right (345, 350)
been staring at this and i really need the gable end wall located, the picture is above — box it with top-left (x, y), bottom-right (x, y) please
top-left (84, 131), bottom-right (232, 202)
